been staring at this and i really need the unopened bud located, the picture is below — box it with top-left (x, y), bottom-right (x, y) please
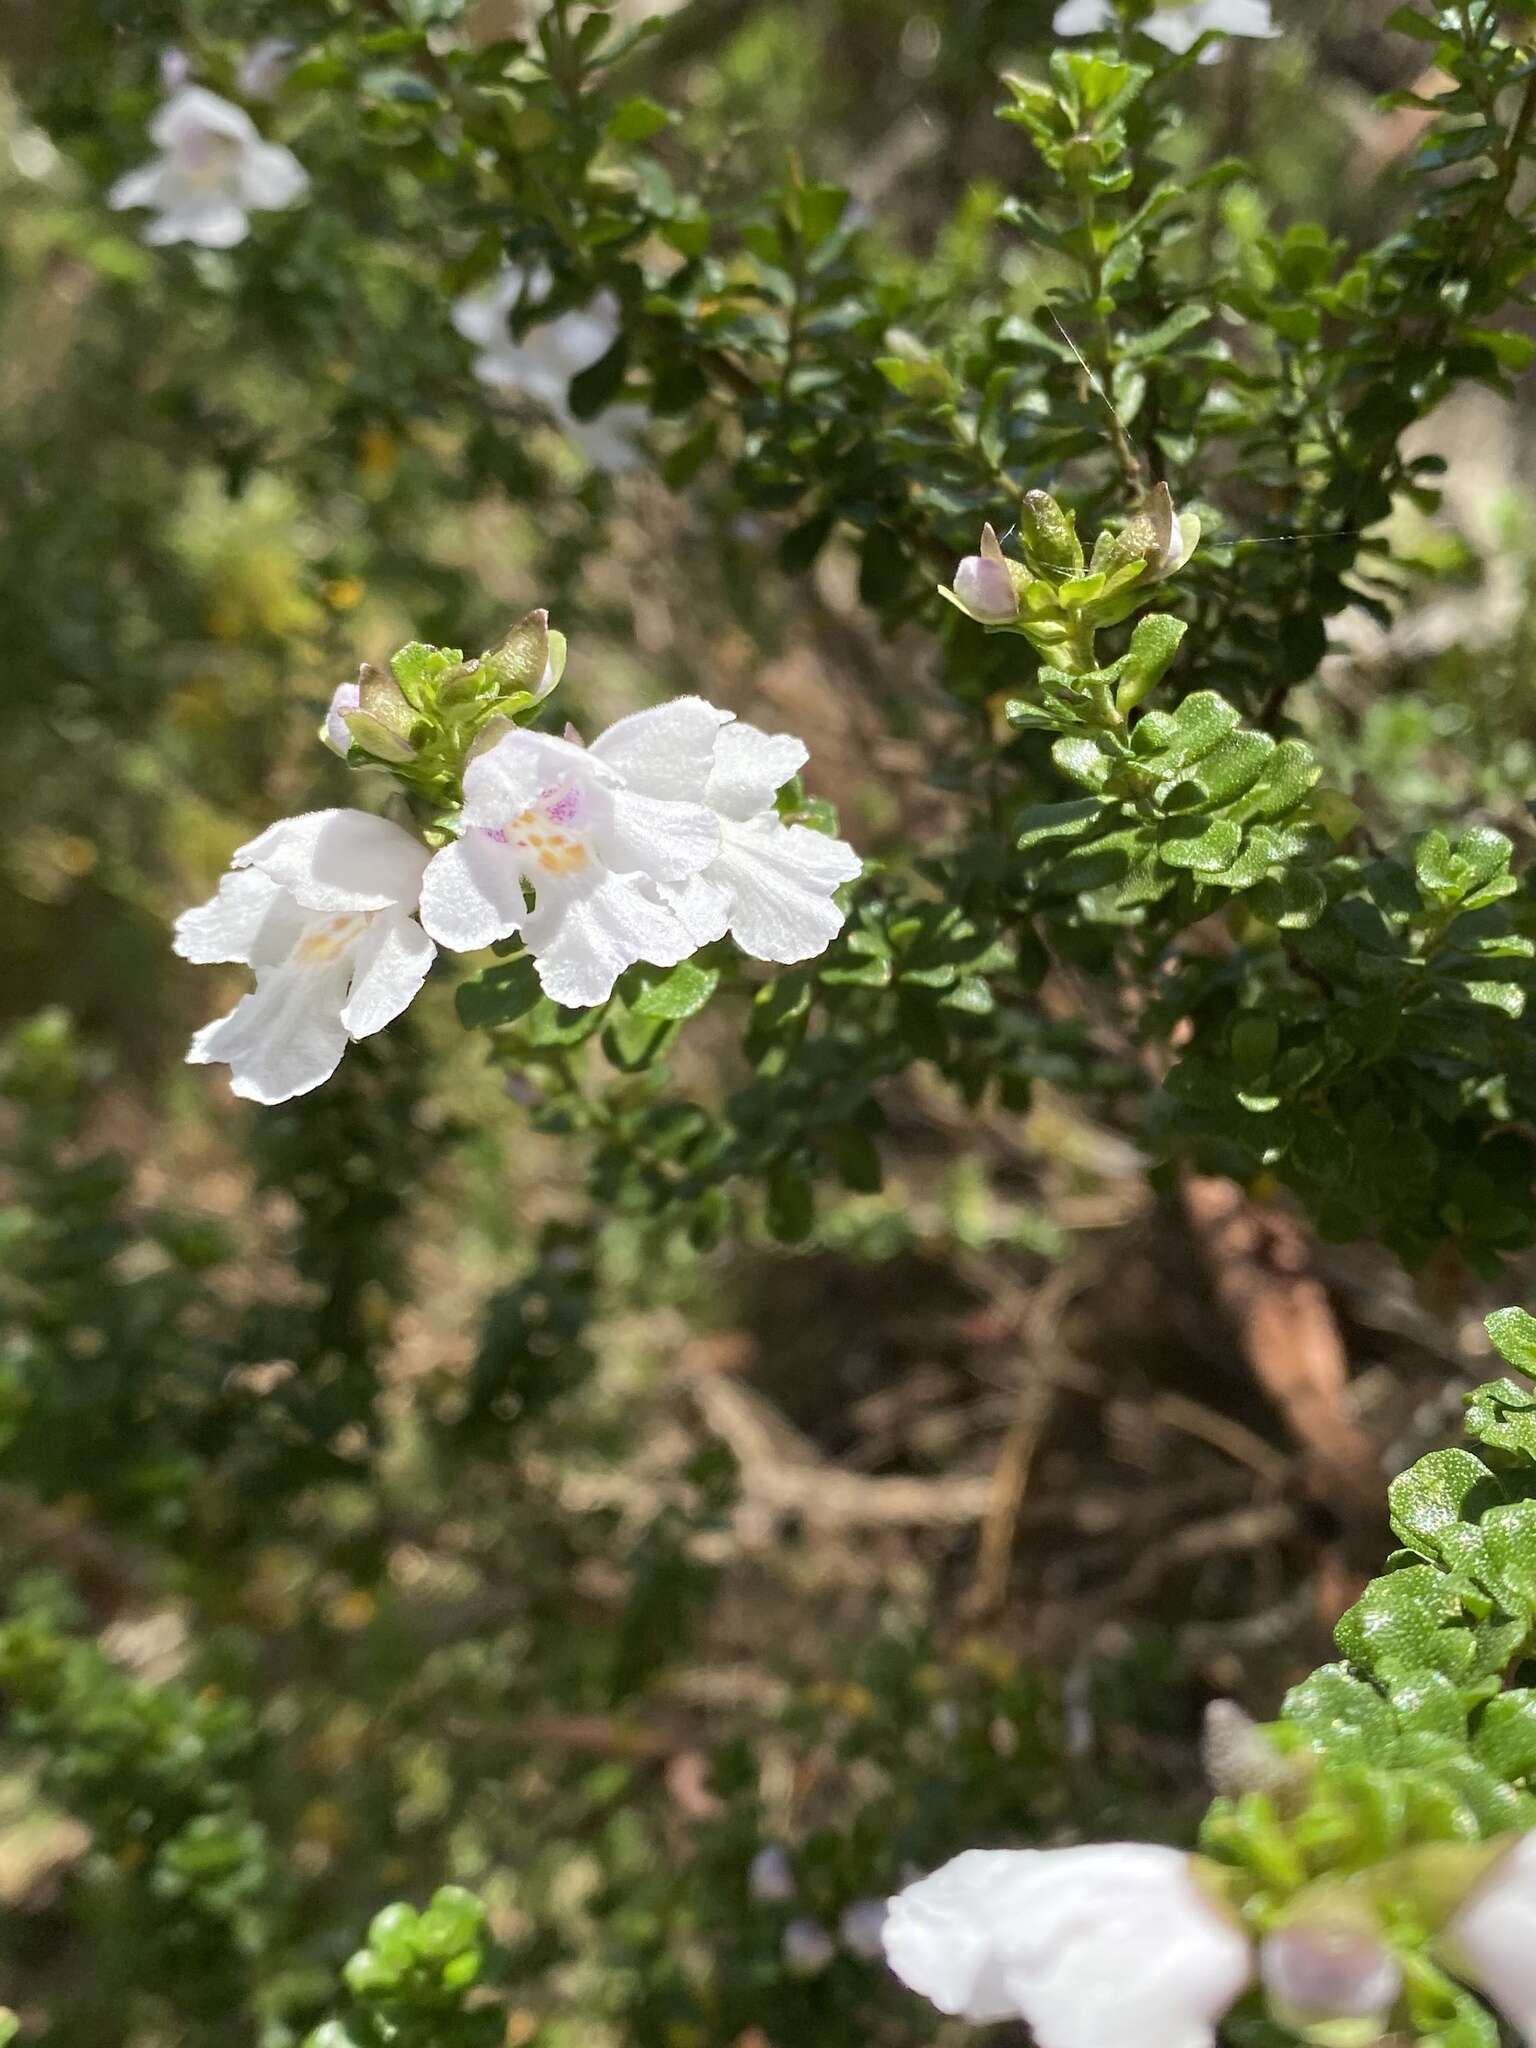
top-left (1202, 1700), bottom-right (1299, 1802)
top-left (321, 664), bottom-right (417, 764)
top-left (782, 1918), bottom-right (836, 1974)
top-left (322, 678), bottom-right (361, 756)
top-left (237, 37), bottom-right (295, 100)
top-left (952, 524), bottom-right (1022, 622)
top-left (481, 609), bottom-right (551, 699)
top-left (1441, 1832), bottom-right (1536, 2046)
top-left (749, 1844), bottom-right (795, 1903)
top-left (1019, 490), bottom-right (1083, 576)
top-left (1144, 481), bottom-right (1199, 580)
top-left (1260, 1920), bottom-right (1401, 2040)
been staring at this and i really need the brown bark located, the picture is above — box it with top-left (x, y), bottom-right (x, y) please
top-left (1180, 1171), bottom-right (1381, 1536)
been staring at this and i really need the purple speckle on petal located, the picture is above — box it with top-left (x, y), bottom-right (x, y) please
top-left (546, 785), bottom-right (583, 825)
top-left (483, 826), bottom-right (510, 845)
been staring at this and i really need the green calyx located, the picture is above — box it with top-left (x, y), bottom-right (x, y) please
top-left (943, 487), bottom-right (1198, 684)
top-left (332, 608), bottom-right (566, 809)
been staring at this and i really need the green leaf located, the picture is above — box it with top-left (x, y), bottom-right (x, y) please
top-left (765, 1166), bottom-right (814, 1243)
top-left (1157, 816), bottom-right (1243, 874)
top-left (1388, 1449), bottom-right (1498, 1567)
top-left (1385, 5), bottom-right (1444, 40)
top-left (628, 963), bottom-right (720, 1021)
top-left (1283, 1663), bottom-right (1393, 1762)
top-left (1487, 1308), bottom-right (1536, 1376)
top-left (606, 95), bottom-right (674, 143)
top-left (1334, 1565), bottom-right (1474, 1683)
top-left (1015, 798), bottom-right (1103, 851)
top-left (456, 957), bottom-right (542, 1031)
top-left (1474, 1690), bottom-right (1536, 1783)
top-left (875, 356), bottom-right (957, 404)
top-left (1115, 612), bottom-right (1187, 711)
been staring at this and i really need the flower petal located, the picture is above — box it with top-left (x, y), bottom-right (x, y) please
top-left (339, 910), bottom-right (436, 1039)
top-left (588, 697), bottom-right (731, 803)
top-left (460, 729), bottom-right (592, 827)
top-left (108, 162), bottom-right (168, 211)
top-left (884, 1850), bottom-right (1043, 2023)
top-left (238, 139), bottom-right (308, 210)
top-left (235, 809), bottom-right (428, 915)
top-left (541, 293), bottom-right (621, 376)
top-left (1444, 1833), bottom-right (1536, 2044)
top-left (173, 868), bottom-right (297, 967)
top-left (188, 961), bottom-right (352, 1106)
top-left (561, 402), bottom-right (647, 474)
top-left (1052, 0), bottom-right (1115, 31)
top-left (886, 1844), bottom-right (1253, 2048)
top-left (654, 871), bottom-right (732, 950)
top-left (711, 817), bottom-right (860, 964)
top-left (151, 86), bottom-right (257, 150)
top-left (522, 871), bottom-right (695, 1007)
top-left (418, 835), bottom-right (529, 954)
top-left (599, 790), bottom-right (721, 884)
top-left (145, 197), bottom-right (250, 247)
top-left (704, 720), bottom-right (808, 822)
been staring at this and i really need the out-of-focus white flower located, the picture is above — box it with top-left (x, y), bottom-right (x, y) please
top-left (1053, 0), bottom-right (1278, 61)
top-left (237, 38), bottom-right (297, 100)
top-left (839, 1898), bottom-right (889, 1959)
top-left (596, 702), bottom-right (863, 967)
top-left (1259, 1921), bottom-right (1401, 2036)
top-left (109, 85), bottom-right (308, 247)
top-left (451, 262), bottom-right (647, 473)
top-left (418, 717), bottom-right (721, 1008)
top-left (159, 48), bottom-right (193, 91)
top-left (419, 698), bottom-right (858, 1006)
top-left (323, 679), bottom-right (361, 756)
top-left (175, 810), bottom-right (434, 1104)
top-left (782, 1919), bottom-right (837, 1975)
top-left (883, 1843), bottom-right (1253, 2048)
top-left (1443, 1832), bottom-right (1536, 2044)
top-left (749, 1844), bottom-right (796, 1903)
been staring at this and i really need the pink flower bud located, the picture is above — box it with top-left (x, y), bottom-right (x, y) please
top-left (322, 679), bottom-right (361, 755)
top-left (1444, 1832), bottom-right (1536, 2043)
top-left (1260, 1921), bottom-right (1401, 2033)
top-left (782, 1919), bottom-right (836, 1974)
top-left (950, 524), bottom-right (1022, 622)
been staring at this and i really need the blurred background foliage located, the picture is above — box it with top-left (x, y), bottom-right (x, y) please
top-left (4, 0), bottom-right (1536, 2042)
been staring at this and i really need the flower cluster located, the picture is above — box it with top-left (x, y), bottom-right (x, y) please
top-left (883, 1828), bottom-right (1536, 2047)
top-left (175, 622), bottom-right (860, 1104)
top-left (452, 264), bottom-right (648, 474)
top-left (1052, 0), bottom-right (1278, 61)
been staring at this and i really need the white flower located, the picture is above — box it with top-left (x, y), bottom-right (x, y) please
top-left (594, 703), bottom-right (863, 967)
top-left (419, 700), bottom-right (859, 1007)
top-left (109, 85), bottom-right (308, 248)
top-left (1053, 0), bottom-right (1278, 61)
top-left (1443, 1832), bottom-right (1536, 2043)
top-left (418, 716), bottom-right (722, 1008)
top-left (749, 1845), bottom-right (796, 1903)
top-left (174, 810), bottom-right (434, 1105)
top-left (883, 1844), bottom-right (1253, 2048)
top-left (451, 262), bottom-right (647, 473)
